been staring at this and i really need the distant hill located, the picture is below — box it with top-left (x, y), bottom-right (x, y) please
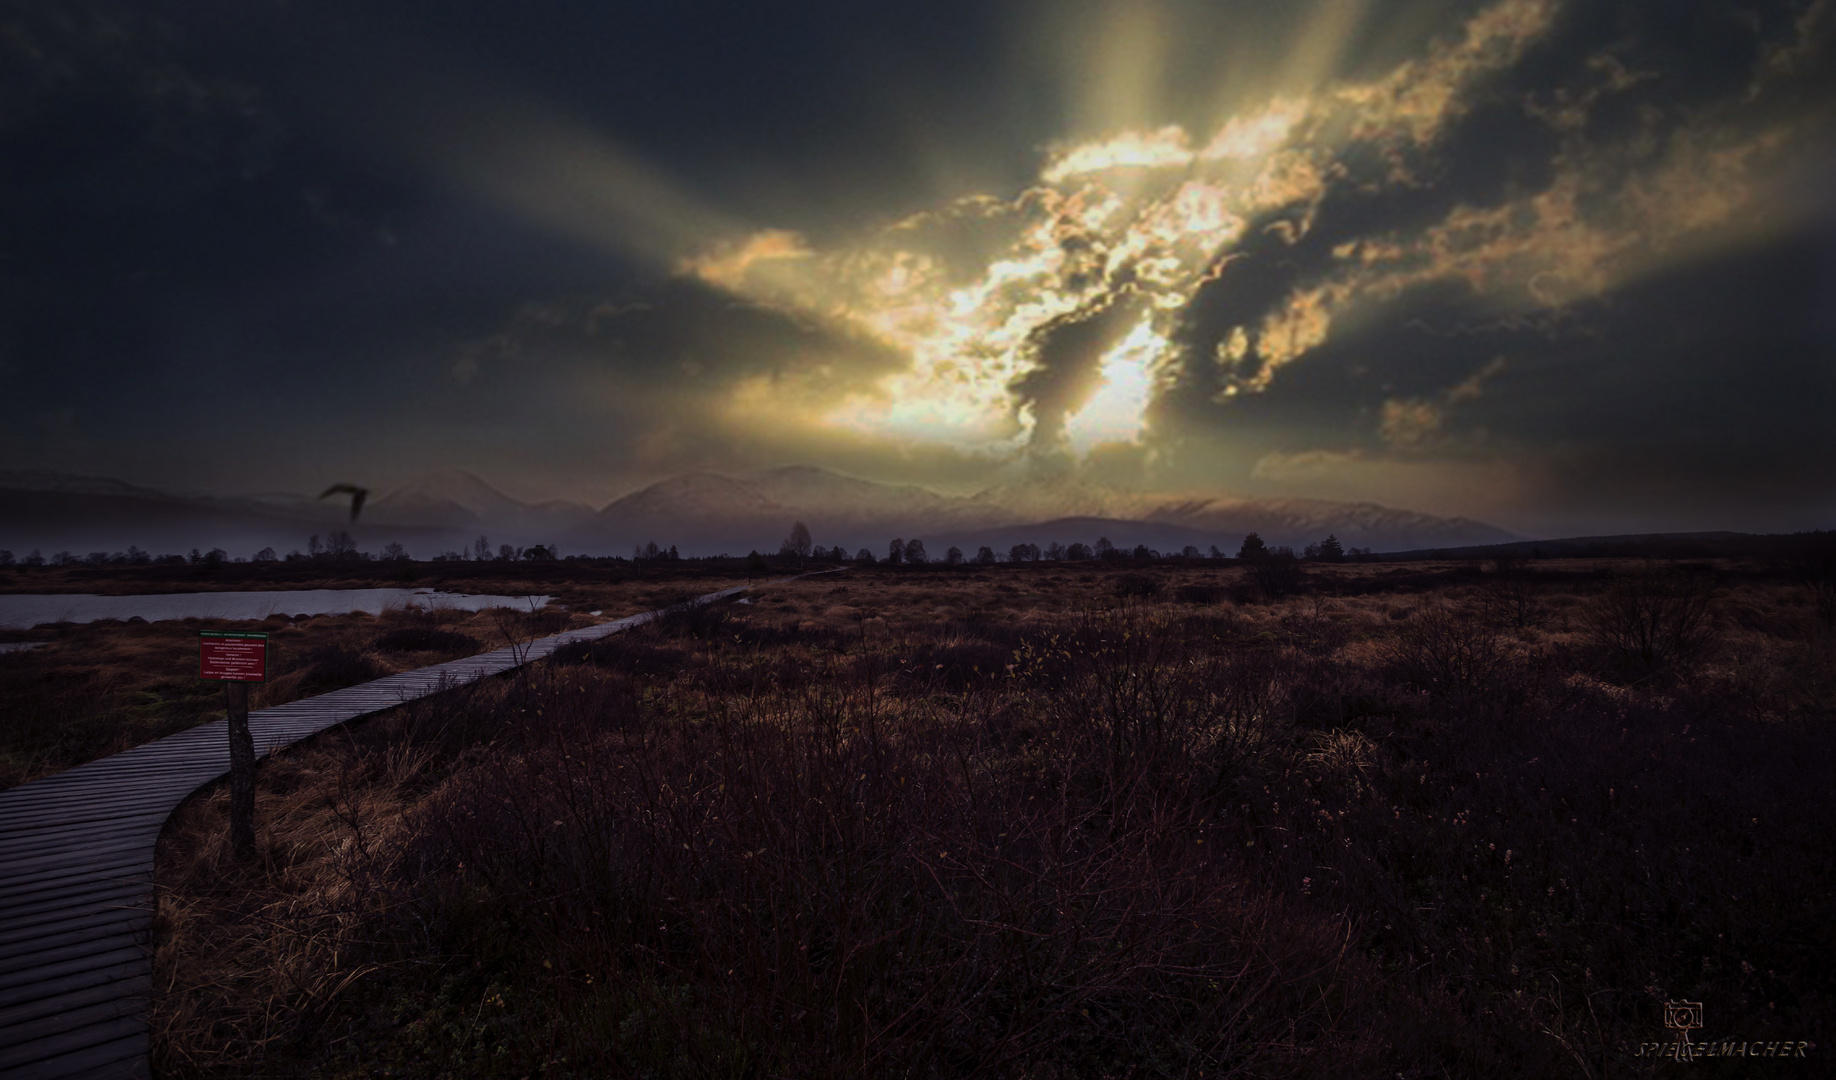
top-left (369, 470), bottom-right (594, 534)
top-left (11, 466), bottom-right (1818, 565)
top-left (0, 465), bottom-right (1527, 560)
top-left (565, 465), bottom-right (1520, 556)
top-left (1378, 530), bottom-right (1836, 561)
top-left (0, 471), bottom-right (564, 559)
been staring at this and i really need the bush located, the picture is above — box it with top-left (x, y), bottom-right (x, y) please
top-left (1788, 540), bottom-right (1836, 631)
top-left (1175, 583), bottom-right (1224, 604)
top-left (1478, 556), bottom-right (1541, 629)
top-left (1585, 564), bottom-right (1717, 669)
top-left (1244, 547), bottom-right (1306, 599)
top-left (1383, 603), bottom-right (1513, 700)
top-left (649, 595), bottom-right (731, 641)
top-left (1113, 572), bottom-right (1162, 600)
top-left (374, 627), bottom-right (478, 653)
top-left (297, 645), bottom-right (387, 694)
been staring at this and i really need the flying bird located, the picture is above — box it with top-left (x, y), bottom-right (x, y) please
top-left (318, 484), bottom-right (369, 522)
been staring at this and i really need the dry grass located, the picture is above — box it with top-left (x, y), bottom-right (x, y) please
top-left (0, 566), bottom-right (752, 790)
top-left (0, 604), bottom-right (551, 791)
top-left (146, 558), bottom-right (1836, 1077)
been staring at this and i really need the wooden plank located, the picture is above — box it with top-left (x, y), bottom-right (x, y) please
top-left (0, 885), bottom-right (150, 928)
top-left (0, 975), bottom-right (148, 1039)
top-left (0, 801), bottom-right (203, 833)
top-left (0, 1016), bottom-right (145, 1072)
top-left (0, 806), bottom-right (194, 835)
top-left (0, 917), bottom-right (148, 967)
top-left (0, 853), bottom-right (149, 895)
top-left (0, 792), bottom-right (208, 824)
top-left (0, 996), bottom-right (146, 1061)
top-left (0, 909), bottom-right (142, 953)
top-left (0, 932), bottom-right (147, 986)
top-left (0, 945), bottom-right (146, 1001)
top-left (0, 837), bottom-right (152, 872)
top-left (0, 866), bottom-right (150, 908)
top-left (0, 888), bottom-right (148, 936)
top-left (0, 821), bottom-right (167, 859)
top-left (6, 1032), bottom-right (148, 1079)
top-left (0, 953), bottom-right (146, 1013)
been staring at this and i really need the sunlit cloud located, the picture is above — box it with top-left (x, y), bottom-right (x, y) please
top-left (1064, 316), bottom-right (1162, 453)
top-left (676, 0), bottom-right (1573, 465)
top-left (631, 0), bottom-right (1830, 511)
top-left (679, 230), bottom-right (814, 293)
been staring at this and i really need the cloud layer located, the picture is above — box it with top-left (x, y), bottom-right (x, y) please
top-left (1, 0), bottom-right (1831, 533)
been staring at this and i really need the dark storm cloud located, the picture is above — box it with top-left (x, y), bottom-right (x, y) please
top-left (0, 0), bottom-right (1065, 493)
top-left (1, 0), bottom-right (1831, 535)
top-left (1141, 0), bottom-right (1836, 529)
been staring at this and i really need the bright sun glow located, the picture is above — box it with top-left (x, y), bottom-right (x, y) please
top-left (680, 0), bottom-right (1749, 464)
top-left (1064, 317), bottom-right (1162, 453)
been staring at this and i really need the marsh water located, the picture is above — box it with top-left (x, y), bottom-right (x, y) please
top-left (0, 589), bottom-right (554, 629)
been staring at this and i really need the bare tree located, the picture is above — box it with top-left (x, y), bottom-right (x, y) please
top-left (1586, 564), bottom-right (1717, 668)
top-left (783, 521), bottom-right (813, 567)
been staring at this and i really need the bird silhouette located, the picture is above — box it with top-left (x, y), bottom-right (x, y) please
top-left (318, 484), bottom-right (369, 522)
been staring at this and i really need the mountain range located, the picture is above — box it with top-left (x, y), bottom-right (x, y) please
top-left (0, 466), bottom-right (1519, 559)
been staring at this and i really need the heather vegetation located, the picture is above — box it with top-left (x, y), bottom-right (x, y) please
top-left (142, 556), bottom-right (1834, 1077)
top-left (0, 568), bottom-right (748, 789)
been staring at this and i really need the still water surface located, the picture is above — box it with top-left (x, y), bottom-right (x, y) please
top-left (0, 589), bottom-right (554, 629)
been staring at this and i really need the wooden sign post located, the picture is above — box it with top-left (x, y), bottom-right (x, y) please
top-left (200, 631), bottom-right (269, 859)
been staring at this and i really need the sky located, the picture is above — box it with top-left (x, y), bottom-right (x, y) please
top-left (1, 0), bottom-right (1832, 537)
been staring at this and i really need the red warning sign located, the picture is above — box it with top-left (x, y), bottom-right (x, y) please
top-left (200, 631), bottom-right (269, 682)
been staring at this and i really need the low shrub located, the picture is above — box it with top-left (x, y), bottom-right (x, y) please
top-left (297, 645), bottom-right (386, 694)
top-left (1112, 572), bottom-right (1162, 600)
top-left (1381, 603), bottom-right (1514, 701)
top-left (1174, 582), bottom-right (1224, 604)
top-left (373, 627), bottom-right (478, 653)
top-left (1584, 563), bottom-right (1717, 670)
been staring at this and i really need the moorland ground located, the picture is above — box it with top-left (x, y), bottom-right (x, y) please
top-left (0, 562), bottom-right (751, 789)
top-left (9, 555), bottom-right (1834, 1076)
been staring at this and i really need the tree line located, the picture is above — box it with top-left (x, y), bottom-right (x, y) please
top-left (0, 531), bottom-right (561, 570)
top-left (0, 527), bottom-right (1376, 575)
top-left (757, 522), bottom-right (1371, 569)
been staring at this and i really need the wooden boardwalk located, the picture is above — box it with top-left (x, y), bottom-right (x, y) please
top-left (0, 584), bottom-right (752, 1079)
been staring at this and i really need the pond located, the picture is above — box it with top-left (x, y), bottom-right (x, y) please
top-left (0, 589), bottom-right (555, 630)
